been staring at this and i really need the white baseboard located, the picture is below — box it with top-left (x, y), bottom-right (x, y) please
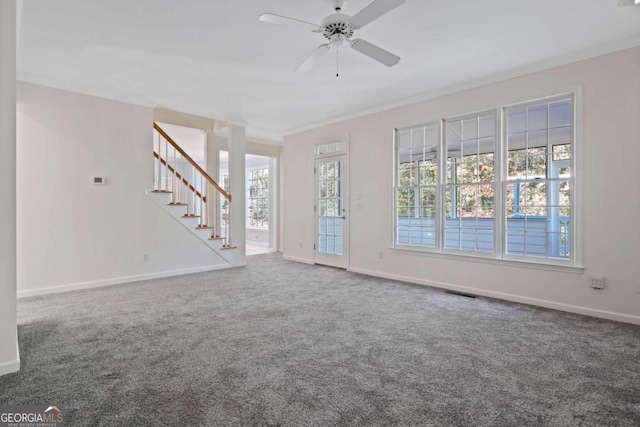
top-left (0, 337), bottom-right (20, 377)
top-left (282, 255), bottom-right (314, 265)
top-left (0, 358), bottom-right (20, 377)
top-left (0, 336), bottom-right (21, 377)
top-left (17, 264), bottom-right (232, 298)
top-left (348, 267), bottom-right (640, 326)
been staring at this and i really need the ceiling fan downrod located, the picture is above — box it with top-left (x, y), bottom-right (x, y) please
top-left (259, 0), bottom-right (404, 74)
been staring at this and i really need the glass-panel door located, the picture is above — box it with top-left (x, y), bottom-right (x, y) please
top-left (315, 155), bottom-right (348, 269)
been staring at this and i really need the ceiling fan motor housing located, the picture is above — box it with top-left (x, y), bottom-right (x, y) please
top-left (321, 14), bottom-right (354, 41)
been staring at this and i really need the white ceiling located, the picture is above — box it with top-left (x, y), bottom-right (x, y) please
top-left (18, 0), bottom-right (640, 142)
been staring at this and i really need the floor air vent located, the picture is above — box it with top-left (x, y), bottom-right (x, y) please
top-left (444, 290), bottom-right (477, 299)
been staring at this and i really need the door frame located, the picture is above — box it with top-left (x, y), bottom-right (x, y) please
top-left (314, 152), bottom-right (349, 269)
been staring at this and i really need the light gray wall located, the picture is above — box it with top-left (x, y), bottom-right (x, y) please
top-left (283, 47), bottom-right (640, 325)
top-left (17, 82), bottom-right (228, 296)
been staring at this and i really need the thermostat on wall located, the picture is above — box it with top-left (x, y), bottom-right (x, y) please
top-left (93, 177), bottom-right (106, 185)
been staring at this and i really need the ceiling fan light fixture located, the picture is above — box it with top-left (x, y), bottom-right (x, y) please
top-left (260, 0), bottom-right (405, 73)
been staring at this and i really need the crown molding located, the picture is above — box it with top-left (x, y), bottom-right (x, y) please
top-left (284, 36), bottom-right (640, 137)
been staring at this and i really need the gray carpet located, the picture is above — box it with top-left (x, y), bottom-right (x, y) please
top-left (1, 253), bottom-right (639, 426)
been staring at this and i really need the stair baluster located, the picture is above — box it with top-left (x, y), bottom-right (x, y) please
top-left (153, 122), bottom-right (232, 245)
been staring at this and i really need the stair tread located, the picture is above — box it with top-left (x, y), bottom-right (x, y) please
top-left (146, 188), bottom-right (241, 266)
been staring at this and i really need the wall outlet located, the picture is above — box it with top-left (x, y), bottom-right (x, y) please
top-left (590, 275), bottom-right (604, 290)
top-left (142, 252), bottom-right (150, 262)
top-left (298, 241), bottom-right (303, 248)
top-left (379, 251), bottom-right (384, 260)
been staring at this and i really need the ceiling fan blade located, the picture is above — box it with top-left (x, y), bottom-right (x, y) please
top-left (349, 0), bottom-right (405, 29)
top-left (259, 13), bottom-right (320, 32)
top-left (296, 44), bottom-right (331, 73)
top-left (350, 39), bottom-right (400, 67)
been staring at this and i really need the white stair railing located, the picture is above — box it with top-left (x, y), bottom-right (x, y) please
top-left (152, 122), bottom-right (234, 248)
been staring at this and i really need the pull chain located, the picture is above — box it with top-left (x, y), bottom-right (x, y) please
top-left (336, 45), bottom-right (339, 77)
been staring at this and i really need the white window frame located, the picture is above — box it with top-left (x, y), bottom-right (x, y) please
top-left (441, 109), bottom-right (499, 257)
top-left (501, 94), bottom-right (577, 267)
top-left (394, 122), bottom-right (440, 250)
top-left (392, 92), bottom-right (582, 271)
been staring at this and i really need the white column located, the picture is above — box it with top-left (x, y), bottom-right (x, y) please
top-left (205, 129), bottom-right (218, 232)
top-left (268, 157), bottom-right (277, 252)
top-left (228, 122), bottom-right (246, 263)
top-left (0, 0), bottom-right (20, 376)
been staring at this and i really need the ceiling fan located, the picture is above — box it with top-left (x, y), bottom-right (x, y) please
top-left (259, 0), bottom-right (405, 74)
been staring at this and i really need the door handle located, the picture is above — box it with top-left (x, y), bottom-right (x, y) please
top-left (340, 216), bottom-right (346, 220)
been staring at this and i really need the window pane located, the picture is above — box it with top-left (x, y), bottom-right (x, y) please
top-left (552, 143), bottom-right (571, 161)
top-left (419, 160), bottom-right (437, 185)
top-left (397, 148), bottom-right (412, 165)
top-left (526, 148), bottom-right (546, 177)
top-left (326, 217), bottom-right (335, 235)
top-left (507, 149), bottom-right (527, 178)
top-left (528, 129), bottom-right (547, 149)
top-left (411, 128), bottom-right (425, 148)
top-left (396, 188), bottom-right (415, 217)
top-left (319, 181), bottom-right (327, 198)
top-left (335, 237), bottom-right (343, 255)
top-left (508, 132), bottom-right (526, 151)
top-left (523, 181), bottom-right (547, 212)
top-left (524, 231), bottom-right (547, 257)
top-left (478, 185), bottom-right (494, 213)
top-left (398, 162), bottom-right (413, 186)
top-left (504, 96), bottom-right (573, 262)
top-left (477, 208), bottom-right (494, 228)
top-left (444, 186), bottom-right (456, 219)
top-left (479, 114), bottom-right (495, 138)
top-left (456, 156), bottom-right (478, 184)
top-left (457, 185), bottom-right (478, 211)
top-left (395, 123), bottom-right (438, 248)
top-left (508, 107), bottom-right (526, 133)
top-left (478, 153), bottom-right (495, 182)
top-left (462, 118), bottom-right (478, 141)
top-left (447, 120), bottom-right (462, 143)
top-left (549, 99), bottom-right (571, 127)
top-left (443, 112), bottom-right (496, 253)
top-left (549, 125), bottom-right (571, 146)
top-left (527, 104), bottom-right (548, 131)
top-left (559, 180), bottom-right (571, 207)
top-left (506, 230), bottom-right (526, 255)
top-left (248, 167), bottom-right (269, 228)
top-left (420, 187), bottom-right (436, 218)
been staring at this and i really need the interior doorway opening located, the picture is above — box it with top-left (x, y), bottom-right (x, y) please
top-left (219, 151), bottom-right (276, 256)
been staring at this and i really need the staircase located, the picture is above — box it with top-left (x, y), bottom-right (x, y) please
top-left (146, 122), bottom-right (244, 267)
